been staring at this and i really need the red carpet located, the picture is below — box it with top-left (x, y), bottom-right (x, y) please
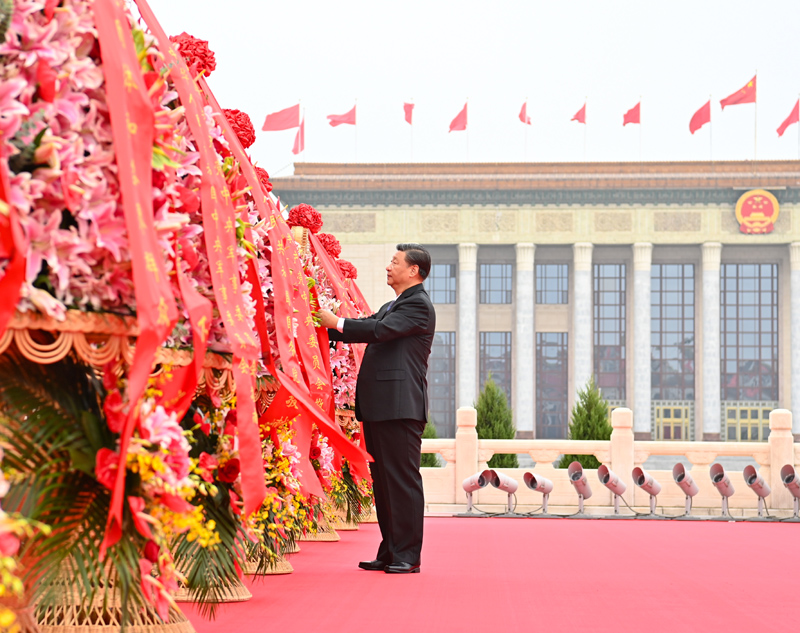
top-left (184, 517), bottom-right (797, 633)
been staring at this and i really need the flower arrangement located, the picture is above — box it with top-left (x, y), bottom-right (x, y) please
top-left (287, 203), bottom-right (324, 234)
top-left (223, 109), bottom-right (256, 149)
top-left (317, 232), bottom-right (342, 259)
top-left (168, 32), bottom-right (216, 77)
top-left (338, 259), bottom-right (358, 280)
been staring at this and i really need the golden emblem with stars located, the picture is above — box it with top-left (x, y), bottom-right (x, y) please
top-left (735, 189), bottom-right (780, 234)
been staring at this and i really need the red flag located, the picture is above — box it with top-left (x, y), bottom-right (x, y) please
top-left (720, 75), bottom-right (756, 109)
top-left (262, 104), bottom-right (300, 131)
top-left (571, 103), bottom-right (586, 124)
top-left (292, 118), bottom-right (304, 155)
top-left (689, 100), bottom-right (711, 134)
top-left (403, 102), bottom-right (414, 125)
top-left (777, 100), bottom-right (800, 137)
top-left (327, 105), bottom-right (356, 127)
top-left (623, 102), bottom-right (640, 126)
top-left (519, 102), bottom-right (531, 125)
top-left (449, 103), bottom-right (467, 132)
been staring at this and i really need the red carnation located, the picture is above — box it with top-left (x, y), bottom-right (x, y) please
top-left (218, 458), bottom-right (240, 483)
top-left (198, 452), bottom-right (219, 483)
top-left (169, 32), bottom-right (216, 77)
top-left (287, 203), bottom-right (323, 234)
top-left (309, 446), bottom-right (322, 460)
top-left (317, 233), bottom-right (341, 259)
top-left (254, 166), bottom-right (273, 193)
top-left (338, 259), bottom-right (358, 280)
top-left (223, 109), bottom-right (256, 149)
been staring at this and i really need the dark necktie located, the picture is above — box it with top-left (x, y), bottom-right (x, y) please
top-left (385, 299), bottom-right (396, 314)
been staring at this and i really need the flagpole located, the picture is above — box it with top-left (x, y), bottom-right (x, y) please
top-left (753, 71), bottom-right (757, 161)
top-left (584, 96), bottom-right (587, 161)
top-left (354, 97), bottom-right (358, 163)
top-left (410, 98), bottom-right (414, 162)
top-left (639, 95), bottom-right (643, 162)
top-left (466, 97), bottom-right (470, 162)
top-left (709, 94), bottom-right (712, 162)
top-left (525, 97), bottom-right (528, 161)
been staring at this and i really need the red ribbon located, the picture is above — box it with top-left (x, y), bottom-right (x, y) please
top-left (134, 0), bottom-right (266, 517)
top-left (0, 142), bottom-right (26, 341)
top-left (93, 0), bottom-right (179, 555)
top-left (196, 77), bottom-right (371, 481)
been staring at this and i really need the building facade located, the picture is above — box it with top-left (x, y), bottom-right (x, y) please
top-left (273, 161), bottom-right (800, 442)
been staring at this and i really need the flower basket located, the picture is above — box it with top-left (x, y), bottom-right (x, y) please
top-left (35, 574), bottom-right (195, 633)
top-left (173, 577), bottom-right (251, 604)
top-left (335, 408), bottom-right (359, 434)
top-left (0, 309), bottom-right (280, 406)
top-left (290, 226), bottom-right (309, 254)
top-left (329, 508), bottom-right (359, 531)
top-left (299, 518), bottom-right (340, 542)
top-left (243, 553), bottom-right (293, 576)
top-left (282, 541), bottom-right (301, 555)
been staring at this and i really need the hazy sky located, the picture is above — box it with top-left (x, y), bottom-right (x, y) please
top-left (149, 0), bottom-right (800, 176)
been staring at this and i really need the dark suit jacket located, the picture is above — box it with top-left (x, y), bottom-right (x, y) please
top-left (328, 283), bottom-right (436, 423)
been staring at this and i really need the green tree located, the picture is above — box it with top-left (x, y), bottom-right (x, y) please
top-left (475, 376), bottom-right (518, 468)
top-left (420, 419), bottom-right (441, 467)
top-left (558, 377), bottom-right (612, 469)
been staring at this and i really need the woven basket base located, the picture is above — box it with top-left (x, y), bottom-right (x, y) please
top-left (244, 557), bottom-right (293, 576)
top-left (299, 528), bottom-right (340, 542)
top-left (173, 578), bottom-right (251, 603)
top-left (282, 542), bottom-right (300, 555)
top-left (331, 519), bottom-right (359, 531)
top-left (36, 601), bottom-right (195, 633)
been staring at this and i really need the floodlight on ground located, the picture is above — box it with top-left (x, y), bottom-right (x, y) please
top-left (672, 464), bottom-right (699, 517)
top-left (710, 463), bottom-right (735, 518)
top-left (780, 465), bottom-right (800, 520)
top-left (523, 472), bottom-right (554, 514)
top-left (632, 467), bottom-right (662, 515)
top-left (461, 470), bottom-right (491, 514)
top-left (567, 462), bottom-right (592, 514)
top-left (743, 465), bottom-right (771, 519)
top-left (597, 465), bottom-right (627, 515)
top-left (485, 469), bottom-right (519, 514)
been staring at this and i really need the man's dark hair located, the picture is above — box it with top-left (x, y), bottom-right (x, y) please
top-left (396, 243), bottom-right (431, 280)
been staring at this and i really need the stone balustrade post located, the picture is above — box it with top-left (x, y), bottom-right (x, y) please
top-left (610, 407), bottom-right (635, 505)
top-left (768, 409), bottom-right (794, 509)
top-left (454, 406), bottom-right (479, 505)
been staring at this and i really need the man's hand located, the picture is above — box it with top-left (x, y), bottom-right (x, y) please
top-left (318, 309), bottom-right (339, 329)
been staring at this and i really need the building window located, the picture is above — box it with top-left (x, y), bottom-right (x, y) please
top-left (479, 263), bottom-right (512, 304)
top-left (536, 264), bottom-right (569, 304)
top-left (427, 332), bottom-right (456, 437)
top-left (424, 263), bottom-right (456, 304)
top-left (720, 264), bottom-right (778, 402)
top-left (593, 263), bottom-right (626, 401)
top-left (651, 264), bottom-right (695, 401)
top-left (536, 332), bottom-right (569, 439)
top-left (479, 331), bottom-right (512, 404)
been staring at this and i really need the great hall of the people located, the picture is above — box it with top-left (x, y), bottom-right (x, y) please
top-left (273, 161), bottom-right (800, 444)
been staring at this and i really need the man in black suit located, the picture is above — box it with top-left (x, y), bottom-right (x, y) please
top-left (319, 244), bottom-right (435, 574)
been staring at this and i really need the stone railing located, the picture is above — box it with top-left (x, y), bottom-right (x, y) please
top-left (421, 407), bottom-right (799, 516)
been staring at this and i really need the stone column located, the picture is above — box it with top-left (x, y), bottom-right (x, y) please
top-left (573, 243), bottom-right (594, 397)
top-left (515, 243), bottom-right (535, 437)
top-left (633, 243), bottom-right (653, 440)
top-left (701, 243), bottom-right (722, 441)
top-left (791, 244), bottom-right (800, 439)
top-left (458, 243), bottom-right (478, 408)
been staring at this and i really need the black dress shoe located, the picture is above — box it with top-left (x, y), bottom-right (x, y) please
top-left (384, 562), bottom-right (420, 574)
top-left (358, 559), bottom-right (387, 571)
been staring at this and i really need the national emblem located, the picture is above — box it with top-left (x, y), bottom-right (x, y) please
top-left (734, 189), bottom-right (780, 234)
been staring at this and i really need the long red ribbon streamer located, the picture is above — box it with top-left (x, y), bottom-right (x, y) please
top-left (133, 0), bottom-right (266, 517)
top-left (93, 0), bottom-right (179, 554)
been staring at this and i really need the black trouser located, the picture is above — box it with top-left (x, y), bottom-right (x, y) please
top-left (362, 418), bottom-right (426, 565)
